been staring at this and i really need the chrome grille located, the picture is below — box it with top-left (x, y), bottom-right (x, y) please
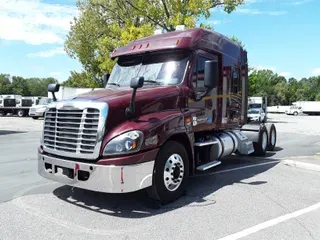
top-left (43, 106), bottom-right (102, 157)
top-left (41, 100), bottom-right (108, 160)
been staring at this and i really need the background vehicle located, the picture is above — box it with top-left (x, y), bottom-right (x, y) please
top-left (285, 105), bottom-right (302, 116)
top-left (292, 101), bottom-right (320, 115)
top-left (247, 108), bottom-right (266, 123)
top-left (28, 97), bottom-right (53, 119)
top-left (37, 27), bottom-right (277, 204)
top-left (268, 105), bottom-right (290, 114)
top-left (0, 94), bottom-right (31, 117)
top-left (248, 96), bottom-right (268, 119)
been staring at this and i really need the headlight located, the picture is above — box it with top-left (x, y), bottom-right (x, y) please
top-left (103, 130), bottom-right (144, 156)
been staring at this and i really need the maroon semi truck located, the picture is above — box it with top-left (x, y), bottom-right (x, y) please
top-left (38, 28), bottom-right (277, 204)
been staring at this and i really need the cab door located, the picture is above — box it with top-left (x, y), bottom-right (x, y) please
top-left (188, 50), bottom-right (219, 132)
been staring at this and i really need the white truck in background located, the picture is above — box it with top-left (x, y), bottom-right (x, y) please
top-left (0, 94), bottom-right (41, 117)
top-left (291, 101), bottom-right (320, 116)
top-left (248, 96), bottom-right (268, 121)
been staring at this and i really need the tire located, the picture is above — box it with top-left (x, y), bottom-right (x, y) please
top-left (265, 123), bottom-right (276, 151)
top-left (32, 116), bottom-right (39, 119)
top-left (293, 111), bottom-right (298, 116)
top-left (17, 109), bottom-right (25, 117)
top-left (147, 140), bottom-right (189, 204)
top-left (252, 125), bottom-right (268, 156)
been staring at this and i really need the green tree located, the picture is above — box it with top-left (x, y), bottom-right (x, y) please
top-left (64, 0), bottom-right (244, 86)
top-left (62, 71), bottom-right (103, 88)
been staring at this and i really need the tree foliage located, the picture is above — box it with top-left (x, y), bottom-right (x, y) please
top-left (0, 74), bottom-right (58, 96)
top-left (248, 70), bottom-right (320, 106)
top-left (64, 0), bottom-right (245, 80)
top-left (62, 71), bottom-right (103, 88)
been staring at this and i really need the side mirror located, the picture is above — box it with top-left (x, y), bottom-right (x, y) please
top-left (48, 83), bottom-right (60, 102)
top-left (130, 76), bottom-right (144, 89)
top-left (103, 74), bottom-right (109, 87)
top-left (48, 83), bottom-right (60, 93)
top-left (125, 76), bottom-right (144, 119)
top-left (204, 60), bottom-right (219, 89)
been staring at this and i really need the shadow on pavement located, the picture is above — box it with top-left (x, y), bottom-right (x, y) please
top-left (53, 158), bottom-right (279, 219)
top-left (0, 130), bottom-right (27, 135)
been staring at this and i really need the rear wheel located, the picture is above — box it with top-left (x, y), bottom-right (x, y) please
top-left (17, 109), bottom-right (25, 117)
top-left (252, 125), bottom-right (268, 156)
top-left (266, 123), bottom-right (276, 151)
top-left (293, 111), bottom-right (298, 116)
top-left (147, 141), bottom-right (189, 204)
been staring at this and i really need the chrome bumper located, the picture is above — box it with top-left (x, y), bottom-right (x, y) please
top-left (29, 111), bottom-right (43, 116)
top-left (38, 153), bottom-right (155, 193)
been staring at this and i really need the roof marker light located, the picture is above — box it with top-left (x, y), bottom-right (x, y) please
top-left (132, 45), bottom-right (136, 50)
top-left (139, 44), bottom-right (143, 49)
top-left (176, 39), bottom-right (180, 45)
top-left (146, 43), bottom-right (150, 48)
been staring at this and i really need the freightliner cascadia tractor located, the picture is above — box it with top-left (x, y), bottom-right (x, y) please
top-left (38, 28), bottom-right (277, 204)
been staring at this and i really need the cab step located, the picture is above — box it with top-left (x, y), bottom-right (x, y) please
top-left (196, 160), bottom-right (221, 171)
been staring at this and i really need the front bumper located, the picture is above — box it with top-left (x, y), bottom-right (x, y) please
top-left (38, 153), bottom-right (155, 193)
top-left (29, 111), bottom-right (44, 117)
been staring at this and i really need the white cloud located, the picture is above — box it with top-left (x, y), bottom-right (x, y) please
top-left (27, 47), bottom-right (65, 58)
top-left (279, 72), bottom-right (292, 77)
top-left (291, 0), bottom-right (312, 5)
top-left (49, 72), bottom-right (61, 77)
top-left (312, 68), bottom-right (320, 76)
top-left (235, 8), bottom-right (287, 16)
top-left (236, 8), bottom-right (262, 15)
top-left (0, 0), bottom-right (78, 45)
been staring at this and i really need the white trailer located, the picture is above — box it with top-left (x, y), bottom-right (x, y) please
top-left (293, 101), bottom-right (320, 115)
top-left (268, 105), bottom-right (290, 114)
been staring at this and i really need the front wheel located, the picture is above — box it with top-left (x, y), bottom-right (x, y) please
top-left (147, 140), bottom-right (189, 204)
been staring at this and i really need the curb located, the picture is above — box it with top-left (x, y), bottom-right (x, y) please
top-left (283, 160), bottom-right (320, 172)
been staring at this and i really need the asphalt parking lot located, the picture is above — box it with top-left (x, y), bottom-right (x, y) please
top-left (0, 113), bottom-right (320, 240)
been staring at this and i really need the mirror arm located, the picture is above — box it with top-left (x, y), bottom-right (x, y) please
top-left (125, 88), bottom-right (137, 119)
top-left (52, 92), bottom-right (57, 102)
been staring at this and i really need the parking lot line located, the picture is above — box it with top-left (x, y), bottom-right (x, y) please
top-left (217, 201), bottom-right (320, 240)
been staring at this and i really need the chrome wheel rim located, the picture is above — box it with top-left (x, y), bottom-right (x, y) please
top-left (262, 131), bottom-right (267, 150)
top-left (163, 154), bottom-right (184, 192)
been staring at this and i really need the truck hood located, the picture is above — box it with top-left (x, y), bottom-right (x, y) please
top-left (72, 85), bottom-right (182, 123)
top-left (73, 85), bottom-right (180, 107)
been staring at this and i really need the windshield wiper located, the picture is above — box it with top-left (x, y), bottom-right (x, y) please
top-left (144, 80), bottom-right (161, 85)
top-left (107, 83), bottom-right (120, 87)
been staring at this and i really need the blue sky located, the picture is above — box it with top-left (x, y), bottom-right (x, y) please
top-left (0, 0), bottom-right (319, 83)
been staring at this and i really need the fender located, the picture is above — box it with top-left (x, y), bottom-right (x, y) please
top-left (99, 110), bottom-right (188, 156)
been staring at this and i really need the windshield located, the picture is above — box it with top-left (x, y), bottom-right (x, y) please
top-left (107, 51), bottom-right (190, 87)
top-left (249, 103), bottom-right (261, 109)
top-left (248, 109), bottom-right (260, 114)
top-left (38, 98), bottom-right (52, 105)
